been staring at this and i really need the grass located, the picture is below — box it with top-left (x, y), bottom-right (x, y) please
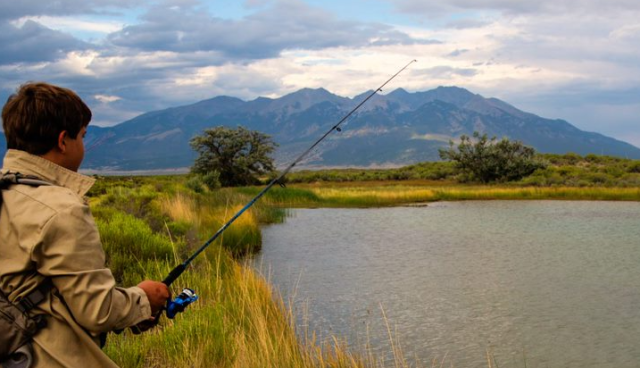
top-left (91, 174), bottom-right (639, 368)
top-left (93, 178), bottom-right (403, 368)
top-left (284, 153), bottom-right (640, 188)
top-left (246, 182), bottom-right (640, 208)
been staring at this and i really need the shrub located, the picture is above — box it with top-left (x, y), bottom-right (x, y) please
top-left (185, 176), bottom-right (205, 193)
top-left (628, 161), bottom-right (640, 173)
top-left (201, 171), bottom-right (221, 190)
top-left (439, 132), bottom-right (546, 183)
top-left (95, 211), bottom-right (174, 285)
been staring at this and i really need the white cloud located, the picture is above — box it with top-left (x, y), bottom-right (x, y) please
top-left (94, 94), bottom-right (121, 103)
top-left (12, 16), bottom-right (125, 35)
top-left (389, 0), bottom-right (640, 16)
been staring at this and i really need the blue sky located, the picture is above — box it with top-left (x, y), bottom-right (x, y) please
top-left (1, 0), bottom-right (639, 147)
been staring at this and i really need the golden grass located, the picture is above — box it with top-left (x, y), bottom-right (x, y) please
top-left (159, 192), bottom-right (201, 225)
top-left (103, 178), bottom-right (639, 368)
top-left (102, 181), bottom-right (444, 368)
top-left (291, 184), bottom-right (640, 207)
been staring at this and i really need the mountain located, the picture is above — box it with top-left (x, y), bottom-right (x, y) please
top-left (2, 86), bottom-right (640, 170)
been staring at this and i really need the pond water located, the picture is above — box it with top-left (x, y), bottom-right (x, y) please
top-left (248, 201), bottom-right (640, 367)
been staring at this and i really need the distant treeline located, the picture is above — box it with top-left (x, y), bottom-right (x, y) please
top-left (285, 153), bottom-right (640, 187)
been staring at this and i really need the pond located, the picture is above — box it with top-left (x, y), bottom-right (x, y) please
top-left (249, 201), bottom-right (640, 368)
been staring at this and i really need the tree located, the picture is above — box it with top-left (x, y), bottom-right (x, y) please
top-left (190, 126), bottom-right (277, 187)
top-left (439, 131), bottom-right (546, 183)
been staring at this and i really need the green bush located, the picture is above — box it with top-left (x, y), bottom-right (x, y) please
top-left (185, 176), bottom-right (205, 193)
top-left (95, 211), bottom-right (174, 285)
top-left (628, 161), bottom-right (640, 173)
top-left (439, 132), bottom-right (546, 183)
top-left (201, 171), bottom-right (221, 190)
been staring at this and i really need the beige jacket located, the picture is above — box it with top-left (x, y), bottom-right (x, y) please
top-left (1, 149), bottom-right (152, 367)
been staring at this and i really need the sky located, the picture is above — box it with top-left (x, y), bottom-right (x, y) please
top-left (1, 0), bottom-right (639, 147)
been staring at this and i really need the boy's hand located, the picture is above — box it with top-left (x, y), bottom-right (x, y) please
top-left (137, 280), bottom-right (171, 315)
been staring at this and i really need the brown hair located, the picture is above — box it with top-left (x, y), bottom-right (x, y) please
top-left (2, 82), bottom-right (92, 155)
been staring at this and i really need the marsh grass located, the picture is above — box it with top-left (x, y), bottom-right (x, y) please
top-left (93, 174), bottom-right (636, 368)
top-left (95, 179), bottom-right (392, 368)
top-left (256, 183), bottom-right (640, 208)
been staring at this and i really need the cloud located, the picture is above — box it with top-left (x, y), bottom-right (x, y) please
top-left (0, 20), bottom-right (89, 64)
top-left (0, 0), bottom-right (136, 21)
top-left (14, 15), bottom-right (125, 36)
top-left (445, 18), bottom-right (492, 29)
top-left (94, 94), bottom-right (121, 103)
top-left (413, 65), bottom-right (478, 78)
top-left (389, 0), bottom-right (640, 16)
top-left (447, 49), bottom-right (469, 57)
top-left (107, 0), bottom-right (437, 59)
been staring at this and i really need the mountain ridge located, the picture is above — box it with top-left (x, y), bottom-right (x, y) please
top-left (1, 86), bottom-right (639, 170)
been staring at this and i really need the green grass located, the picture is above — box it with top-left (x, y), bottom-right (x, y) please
top-left (91, 171), bottom-right (639, 368)
top-left (94, 177), bottom-right (387, 368)
top-left (283, 153), bottom-right (640, 187)
top-left (238, 183), bottom-right (640, 208)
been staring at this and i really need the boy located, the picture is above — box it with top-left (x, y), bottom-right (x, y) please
top-left (0, 82), bottom-right (170, 367)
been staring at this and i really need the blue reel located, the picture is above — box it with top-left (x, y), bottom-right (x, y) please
top-left (166, 288), bottom-right (198, 319)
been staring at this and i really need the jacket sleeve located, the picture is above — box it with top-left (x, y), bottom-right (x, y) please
top-left (33, 201), bottom-right (152, 332)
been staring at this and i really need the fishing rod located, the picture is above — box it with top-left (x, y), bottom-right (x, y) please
top-left (161, 60), bottom-right (417, 315)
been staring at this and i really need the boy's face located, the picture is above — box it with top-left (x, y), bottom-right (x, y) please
top-left (63, 126), bottom-right (86, 172)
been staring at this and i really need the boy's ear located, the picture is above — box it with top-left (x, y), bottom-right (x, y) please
top-left (57, 131), bottom-right (68, 153)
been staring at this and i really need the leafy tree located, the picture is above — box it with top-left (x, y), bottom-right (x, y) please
top-left (190, 126), bottom-right (277, 187)
top-left (439, 131), bottom-right (546, 183)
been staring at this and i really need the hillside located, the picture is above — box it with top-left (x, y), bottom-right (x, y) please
top-left (2, 86), bottom-right (639, 170)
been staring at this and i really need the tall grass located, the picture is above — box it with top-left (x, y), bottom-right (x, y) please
top-left (92, 175), bottom-right (637, 367)
top-left (94, 179), bottom-right (408, 368)
top-left (94, 209), bottom-right (174, 285)
top-left (256, 183), bottom-right (640, 208)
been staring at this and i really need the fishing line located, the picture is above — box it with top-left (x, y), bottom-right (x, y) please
top-left (163, 59), bottom-right (417, 286)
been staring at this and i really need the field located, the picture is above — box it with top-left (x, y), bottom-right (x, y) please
top-left (91, 160), bottom-right (639, 367)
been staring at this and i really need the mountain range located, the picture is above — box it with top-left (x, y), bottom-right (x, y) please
top-left (2, 86), bottom-right (639, 171)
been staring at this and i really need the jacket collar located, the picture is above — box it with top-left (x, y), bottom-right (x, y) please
top-left (2, 149), bottom-right (95, 197)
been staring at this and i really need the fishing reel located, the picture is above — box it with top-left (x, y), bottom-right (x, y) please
top-left (166, 288), bottom-right (199, 319)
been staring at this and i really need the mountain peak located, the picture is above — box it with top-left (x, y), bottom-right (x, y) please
top-left (262, 87), bottom-right (347, 115)
top-left (431, 86), bottom-right (476, 104)
top-left (388, 88), bottom-right (410, 97)
top-left (283, 87), bottom-right (334, 99)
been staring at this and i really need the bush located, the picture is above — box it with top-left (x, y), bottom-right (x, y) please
top-left (95, 211), bottom-right (174, 285)
top-left (201, 171), bottom-right (221, 190)
top-left (185, 176), bottom-right (205, 193)
top-left (628, 161), bottom-right (640, 173)
top-left (439, 132), bottom-right (546, 183)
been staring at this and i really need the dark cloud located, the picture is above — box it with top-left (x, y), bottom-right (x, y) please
top-left (445, 18), bottom-right (491, 29)
top-left (447, 49), bottom-right (469, 57)
top-left (0, 0), bottom-right (131, 64)
top-left (0, 0), bottom-right (135, 21)
top-left (413, 66), bottom-right (478, 78)
top-left (507, 85), bottom-right (640, 146)
top-left (107, 0), bottom-right (438, 59)
top-left (0, 20), bottom-right (89, 64)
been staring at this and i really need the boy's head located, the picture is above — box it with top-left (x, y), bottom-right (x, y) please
top-left (2, 82), bottom-right (92, 171)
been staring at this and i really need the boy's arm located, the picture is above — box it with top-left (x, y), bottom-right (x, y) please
top-left (34, 202), bottom-right (167, 332)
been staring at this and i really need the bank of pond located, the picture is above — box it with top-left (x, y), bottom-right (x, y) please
top-left (88, 175), bottom-right (639, 367)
